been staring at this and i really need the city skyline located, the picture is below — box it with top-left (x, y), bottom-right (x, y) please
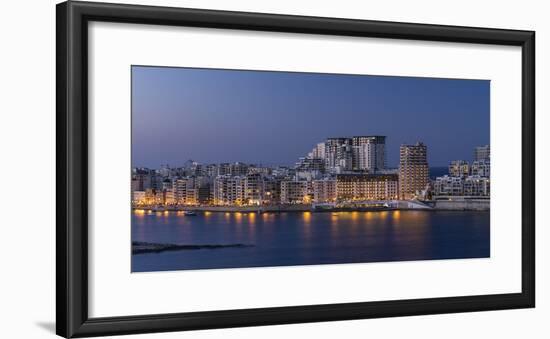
top-left (132, 66), bottom-right (490, 168)
top-left (131, 135), bottom-right (488, 171)
top-left (132, 135), bottom-right (490, 208)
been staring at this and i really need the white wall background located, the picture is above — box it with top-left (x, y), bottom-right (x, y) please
top-left (0, 0), bottom-right (547, 338)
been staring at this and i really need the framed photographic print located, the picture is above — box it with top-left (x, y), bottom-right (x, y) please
top-left (56, 1), bottom-right (535, 338)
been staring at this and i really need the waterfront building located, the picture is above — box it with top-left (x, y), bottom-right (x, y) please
top-left (196, 185), bottom-right (211, 204)
top-left (141, 188), bottom-right (164, 205)
top-left (132, 191), bottom-right (146, 205)
top-left (433, 175), bottom-right (490, 197)
top-left (185, 188), bottom-right (198, 205)
top-left (463, 176), bottom-right (490, 196)
top-left (471, 160), bottom-right (490, 178)
top-left (474, 145), bottom-right (490, 162)
top-left (184, 177), bottom-right (211, 205)
top-left (171, 177), bottom-right (208, 205)
top-left (213, 175), bottom-right (246, 205)
top-left (433, 175), bottom-right (464, 196)
top-left (164, 188), bottom-right (176, 205)
top-left (263, 178), bottom-right (282, 205)
top-left (312, 179), bottom-right (337, 203)
top-left (144, 189), bottom-right (156, 205)
top-left (173, 178), bottom-right (189, 204)
top-left (244, 173), bottom-right (264, 205)
top-left (280, 180), bottom-right (311, 204)
top-left (335, 174), bottom-right (398, 201)
top-left (154, 190), bottom-right (165, 205)
top-left (449, 160), bottom-right (470, 177)
top-left (399, 142), bottom-right (429, 200)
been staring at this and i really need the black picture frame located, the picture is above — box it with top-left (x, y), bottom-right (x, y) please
top-left (56, 1), bottom-right (535, 338)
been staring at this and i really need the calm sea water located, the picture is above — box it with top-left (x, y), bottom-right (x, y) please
top-left (132, 210), bottom-right (489, 272)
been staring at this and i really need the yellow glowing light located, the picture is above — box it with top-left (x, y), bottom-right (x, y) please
top-left (303, 211), bottom-right (311, 223)
top-left (392, 210), bottom-right (401, 219)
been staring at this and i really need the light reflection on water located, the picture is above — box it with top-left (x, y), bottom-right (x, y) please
top-left (132, 210), bottom-right (490, 272)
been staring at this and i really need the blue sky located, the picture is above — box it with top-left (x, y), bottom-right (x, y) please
top-left (132, 66), bottom-right (489, 168)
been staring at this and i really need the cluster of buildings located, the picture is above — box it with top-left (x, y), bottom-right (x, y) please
top-left (132, 137), bottom-right (490, 208)
top-left (432, 145), bottom-right (491, 199)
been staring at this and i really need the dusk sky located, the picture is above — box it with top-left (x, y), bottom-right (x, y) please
top-left (132, 66), bottom-right (489, 168)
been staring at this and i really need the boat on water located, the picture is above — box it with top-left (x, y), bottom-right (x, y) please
top-left (184, 211), bottom-right (197, 216)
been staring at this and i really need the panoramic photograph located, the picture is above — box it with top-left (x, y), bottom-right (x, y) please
top-left (131, 66), bottom-right (490, 272)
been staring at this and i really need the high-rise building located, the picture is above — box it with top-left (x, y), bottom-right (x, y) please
top-left (324, 137), bottom-right (353, 172)
top-left (399, 142), bottom-right (429, 200)
top-left (308, 136), bottom-right (386, 174)
top-left (352, 136), bottom-right (386, 172)
top-left (308, 142), bottom-right (326, 159)
top-left (474, 145), bottom-right (490, 162)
